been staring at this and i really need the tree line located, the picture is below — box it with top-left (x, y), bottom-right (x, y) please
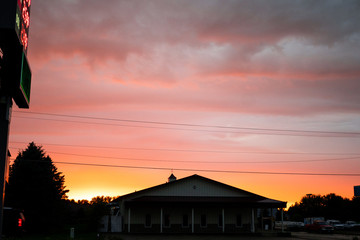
top-left (287, 193), bottom-right (360, 222)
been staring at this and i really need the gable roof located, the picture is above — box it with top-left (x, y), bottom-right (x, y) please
top-left (113, 174), bottom-right (286, 208)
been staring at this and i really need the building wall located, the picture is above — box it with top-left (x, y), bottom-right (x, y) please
top-left (124, 205), bottom-right (256, 233)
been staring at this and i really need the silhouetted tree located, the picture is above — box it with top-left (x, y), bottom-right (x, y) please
top-left (323, 193), bottom-right (350, 221)
top-left (5, 142), bottom-right (69, 232)
top-left (350, 196), bottom-right (360, 221)
top-left (63, 196), bottom-right (117, 232)
top-left (88, 196), bottom-right (114, 230)
top-left (288, 193), bottom-right (360, 222)
top-left (301, 194), bottom-right (325, 217)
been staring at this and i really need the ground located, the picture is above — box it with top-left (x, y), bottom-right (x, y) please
top-left (3, 231), bottom-right (360, 240)
top-left (100, 232), bottom-right (360, 240)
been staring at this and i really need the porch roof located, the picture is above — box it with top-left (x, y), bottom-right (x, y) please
top-left (124, 195), bottom-right (286, 208)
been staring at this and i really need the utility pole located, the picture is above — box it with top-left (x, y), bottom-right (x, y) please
top-left (0, 96), bottom-right (12, 239)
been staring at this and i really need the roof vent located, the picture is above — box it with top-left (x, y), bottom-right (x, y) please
top-left (168, 173), bottom-right (177, 182)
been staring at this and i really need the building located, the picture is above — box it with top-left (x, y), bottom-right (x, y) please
top-left (108, 174), bottom-right (286, 234)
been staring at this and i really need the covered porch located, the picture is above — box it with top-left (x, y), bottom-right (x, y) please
top-left (123, 196), bottom-right (286, 234)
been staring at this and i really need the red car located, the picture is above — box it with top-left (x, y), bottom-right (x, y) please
top-left (305, 220), bottom-right (334, 233)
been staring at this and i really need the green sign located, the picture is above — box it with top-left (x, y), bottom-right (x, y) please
top-left (20, 51), bottom-right (31, 103)
top-left (13, 50), bottom-right (31, 108)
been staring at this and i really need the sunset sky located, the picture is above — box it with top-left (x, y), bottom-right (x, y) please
top-left (8, 0), bottom-right (360, 208)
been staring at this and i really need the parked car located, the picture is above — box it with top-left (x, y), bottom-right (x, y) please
top-left (275, 221), bottom-right (304, 231)
top-left (344, 221), bottom-right (360, 229)
top-left (2, 207), bottom-right (26, 236)
top-left (305, 220), bottom-right (334, 233)
top-left (327, 220), bottom-right (345, 230)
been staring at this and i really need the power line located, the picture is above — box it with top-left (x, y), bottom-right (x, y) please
top-left (48, 152), bottom-right (360, 164)
top-left (13, 115), bottom-right (333, 137)
top-left (8, 147), bottom-right (360, 164)
top-left (12, 116), bottom-right (226, 134)
top-left (12, 110), bottom-right (360, 138)
top-left (9, 158), bottom-right (360, 177)
top-left (10, 141), bottom-right (360, 156)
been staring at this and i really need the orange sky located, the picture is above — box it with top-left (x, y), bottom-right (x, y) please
top-left (7, 0), bottom-right (360, 208)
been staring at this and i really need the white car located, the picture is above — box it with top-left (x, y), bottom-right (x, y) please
top-left (344, 221), bottom-right (360, 229)
top-left (327, 220), bottom-right (345, 229)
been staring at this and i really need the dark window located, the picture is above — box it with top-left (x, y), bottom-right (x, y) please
top-left (145, 214), bottom-right (151, 227)
top-left (164, 214), bottom-right (170, 227)
top-left (236, 214), bottom-right (242, 227)
top-left (201, 214), bottom-right (207, 227)
top-left (182, 214), bottom-right (189, 227)
top-left (218, 214), bottom-right (223, 227)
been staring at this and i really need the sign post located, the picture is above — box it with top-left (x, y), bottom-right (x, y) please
top-left (0, 0), bottom-right (32, 238)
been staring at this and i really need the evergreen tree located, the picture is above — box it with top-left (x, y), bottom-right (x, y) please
top-left (5, 142), bottom-right (69, 232)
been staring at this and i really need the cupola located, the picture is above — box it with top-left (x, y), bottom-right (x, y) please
top-left (168, 173), bottom-right (177, 182)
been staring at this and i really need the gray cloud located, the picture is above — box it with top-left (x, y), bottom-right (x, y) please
top-left (28, 0), bottom-right (360, 115)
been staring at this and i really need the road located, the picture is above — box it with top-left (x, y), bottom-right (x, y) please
top-left (100, 232), bottom-right (360, 240)
top-left (292, 232), bottom-right (359, 240)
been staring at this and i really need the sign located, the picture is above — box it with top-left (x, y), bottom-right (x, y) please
top-left (0, 0), bottom-right (32, 108)
top-left (0, 0), bottom-right (31, 53)
top-left (355, 186), bottom-right (360, 197)
top-left (13, 49), bottom-right (31, 108)
top-left (0, 38), bottom-right (31, 108)
top-left (18, 0), bottom-right (32, 54)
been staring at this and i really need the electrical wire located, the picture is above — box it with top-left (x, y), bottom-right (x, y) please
top-left (8, 158), bottom-right (360, 177)
top-left (7, 147), bottom-right (360, 164)
top-left (12, 110), bottom-right (360, 138)
top-left (9, 141), bottom-right (360, 156)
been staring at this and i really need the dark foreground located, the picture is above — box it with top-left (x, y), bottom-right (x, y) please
top-left (100, 232), bottom-right (359, 240)
top-left (3, 231), bottom-right (360, 240)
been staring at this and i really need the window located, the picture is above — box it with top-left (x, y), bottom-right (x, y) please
top-left (218, 214), bottom-right (223, 227)
top-left (182, 214), bottom-right (189, 227)
top-left (236, 214), bottom-right (242, 227)
top-left (201, 214), bottom-right (207, 228)
top-left (145, 214), bottom-right (151, 227)
top-left (164, 214), bottom-right (170, 227)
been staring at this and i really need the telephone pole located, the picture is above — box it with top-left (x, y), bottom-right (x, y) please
top-left (0, 96), bottom-right (12, 239)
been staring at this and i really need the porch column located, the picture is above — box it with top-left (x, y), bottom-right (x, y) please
top-left (160, 208), bottom-right (163, 233)
top-left (222, 208), bottom-right (225, 233)
top-left (191, 208), bottom-right (194, 233)
top-left (128, 208), bottom-right (131, 233)
top-left (251, 208), bottom-right (255, 233)
top-left (271, 208), bottom-right (273, 230)
top-left (281, 208), bottom-right (284, 233)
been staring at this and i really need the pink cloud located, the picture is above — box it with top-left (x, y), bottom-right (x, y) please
top-left (25, 0), bottom-right (360, 117)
